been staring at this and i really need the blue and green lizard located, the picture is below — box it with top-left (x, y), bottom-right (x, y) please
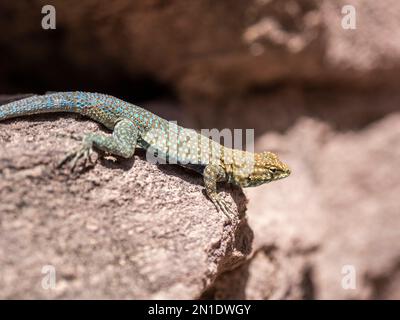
top-left (0, 92), bottom-right (291, 217)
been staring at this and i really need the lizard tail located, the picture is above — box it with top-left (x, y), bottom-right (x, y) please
top-left (0, 92), bottom-right (91, 121)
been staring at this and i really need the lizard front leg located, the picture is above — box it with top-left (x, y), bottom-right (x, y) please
top-left (203, 163), bottom-right (235, 219)
top-left (59, 118), bottom-right (139, 170)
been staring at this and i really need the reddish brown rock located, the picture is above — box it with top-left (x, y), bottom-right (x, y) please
top-left (0, 109), bottom-right (251, 299)
top-left (1, 0), bottom-right (399, 99)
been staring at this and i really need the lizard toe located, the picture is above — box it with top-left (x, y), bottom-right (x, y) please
top-left (211, 194), bottom-right (236, 220)
top-left (58, 142), bottom-right (94, 172)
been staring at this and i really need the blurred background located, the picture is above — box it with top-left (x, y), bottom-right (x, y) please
top-left (0, 0), bottom-right (399, 299)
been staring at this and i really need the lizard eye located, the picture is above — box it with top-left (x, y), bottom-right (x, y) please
top-left (269, 167), bottom-right (277, 174)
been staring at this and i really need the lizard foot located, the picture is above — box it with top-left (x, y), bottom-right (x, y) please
top-left (210, 194), bottom-right (236, 220)
top-left (58, 139), bottom-right (94, 171)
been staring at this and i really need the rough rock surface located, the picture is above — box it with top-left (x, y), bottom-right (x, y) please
top-left (0, 106), bottom-right (251, 299)
top-left (205, 113), bottom-right (400, 299)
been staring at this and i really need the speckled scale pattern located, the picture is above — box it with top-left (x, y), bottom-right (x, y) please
top-left (0, 92), bottom-right (224, 166)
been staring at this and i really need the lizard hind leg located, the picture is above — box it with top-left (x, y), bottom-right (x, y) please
top-left (59, 118), bottom-right (139, 171)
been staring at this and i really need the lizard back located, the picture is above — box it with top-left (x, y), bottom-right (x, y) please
top-left (0, 92), bottom-right (223, 167)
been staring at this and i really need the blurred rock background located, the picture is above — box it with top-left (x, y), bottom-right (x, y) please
top-left (0, 0), bottom-right (399, 299)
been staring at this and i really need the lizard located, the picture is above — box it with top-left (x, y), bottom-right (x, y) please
top-left (0, 92), bottom-right (291, 218)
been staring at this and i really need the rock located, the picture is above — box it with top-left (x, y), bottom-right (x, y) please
top-left (1, 0), bottom-right (399, 100)
top-left (206, 113), bottom-right (400, 299)
top-left (0, 104), bottom-right (251, 299)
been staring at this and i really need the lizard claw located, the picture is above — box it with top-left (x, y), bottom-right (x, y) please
top-left (210, 194), bottom-right (236, 220)
top-left (58, 142), bottom-right (94, 172)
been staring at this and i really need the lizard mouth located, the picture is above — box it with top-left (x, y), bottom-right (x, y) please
top-left (277, 172), bottom-right (290, 180)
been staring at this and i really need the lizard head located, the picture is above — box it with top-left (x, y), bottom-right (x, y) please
top-left (229, 151), bottom-right (291, 188)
